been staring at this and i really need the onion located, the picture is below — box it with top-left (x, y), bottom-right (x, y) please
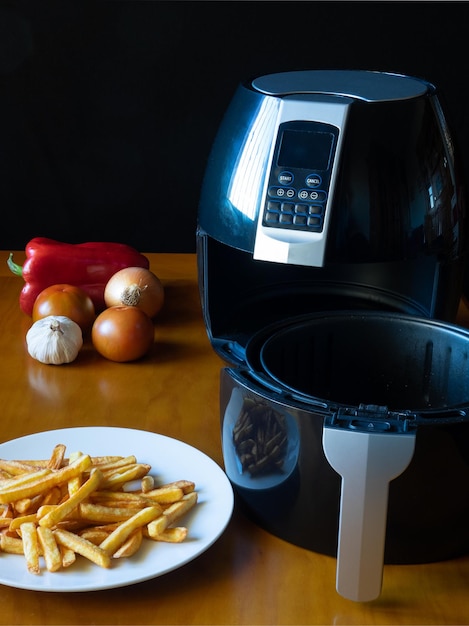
top-left (104, 267), bottom-right (164, 318)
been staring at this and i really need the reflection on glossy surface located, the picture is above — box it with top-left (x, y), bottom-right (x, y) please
top-left (232, 396), bottom-right (288, 477)
top-left (26, 360), bottom-right (63, 403)
top-left (223, 386), bottom-right (300, 491)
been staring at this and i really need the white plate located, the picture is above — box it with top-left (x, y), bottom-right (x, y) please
top-left (0, 427), bottom-right (234, 592)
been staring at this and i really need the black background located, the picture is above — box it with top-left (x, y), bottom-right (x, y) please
top-left (1, 0), bottom-right (468, 253)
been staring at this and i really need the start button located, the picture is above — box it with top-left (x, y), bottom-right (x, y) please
top-left (278, 171), bottom-right (293, 185)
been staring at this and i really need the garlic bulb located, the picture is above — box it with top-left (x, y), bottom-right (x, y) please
top-left (26, 315), bottom-right (83, 365)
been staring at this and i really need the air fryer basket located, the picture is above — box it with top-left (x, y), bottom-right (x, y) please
top-left (256, 311), bottom-right (469, 411)
top-left (227, 311), bottom-right (469, 565)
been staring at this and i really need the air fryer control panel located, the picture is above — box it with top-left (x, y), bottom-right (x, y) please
top-left (262, 121), bottom-right (339, 233)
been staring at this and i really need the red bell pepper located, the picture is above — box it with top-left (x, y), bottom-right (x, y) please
top-left (8, 237), bottom-right (150, 315)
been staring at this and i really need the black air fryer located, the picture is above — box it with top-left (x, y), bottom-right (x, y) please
top-left (197, 70), bottom-right (469, 602)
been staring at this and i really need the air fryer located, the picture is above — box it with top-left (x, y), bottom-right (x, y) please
top-left (196, 70), bottom-right (469, 602)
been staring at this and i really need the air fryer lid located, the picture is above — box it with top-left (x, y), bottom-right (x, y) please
top-left (243, 310), bottom-right (469, 601)
top-left (251, 69), bottom-right (431, 101)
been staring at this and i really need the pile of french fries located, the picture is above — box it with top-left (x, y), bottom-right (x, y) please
top-left (0, 443), bottom-right (197, 574)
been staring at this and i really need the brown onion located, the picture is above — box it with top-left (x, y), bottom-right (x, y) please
top-left (104, 267), bottom-right (164, 318)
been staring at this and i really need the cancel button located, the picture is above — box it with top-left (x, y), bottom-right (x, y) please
top-left (306, 174), bottom-right (322, 187)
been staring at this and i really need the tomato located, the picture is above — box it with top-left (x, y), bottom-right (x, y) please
top-left (32, 284), bottom-right (96, 332)
top-left (91, 306), bottom-right (154, 362)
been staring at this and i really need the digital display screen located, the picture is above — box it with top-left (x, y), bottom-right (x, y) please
top-left (277, 129), bottom-right (335, 171)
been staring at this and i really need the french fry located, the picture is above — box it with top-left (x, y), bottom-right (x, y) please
top-left (94, 456), bottom-right (138, 474)
top-left (141, 475), bottom-right (154, 492)
top-left (0, 454), bottom-right (91, 504)
top-left (38, 469), bottom-right (103, 528)
top-left (147, 492), bottom-right (198, 538)
top-left (89, 490), bottom-right (155, 508)
top-left (167, 480), bottom-right (196, 495)
top-left (47, 444), bottom-right (67, 470)
top-left (145, 479), bottom-right (195, 500)
top-left (37, 504), bottom-right (61, 518)
top-left (0, 460), bottom-right (43, 478)
top-left (113, 528), bottom-right (143, 558)
top-left (144, 486), bottom-right (184, 504)
top-left (1, 531), bottom-right (24, 554)
top-left (14, 498), bottom-right (34, 515)
top-left (59, 544), bottom-right (76, 568)
top-left (20, 522), bottom-right (40, 574)
top-left (54, 528), bottom-right (111, 569)
top-left (89, 456), bottom-right (125, 466)
top-left (67, 451), bottom-right (84, 496)
top-left (37, 526), bottom-right (62, 572)
top-left (42, 486), bottom-right (63, 506)
top-left (153, 526), bottom-right (188, 543)
top-left (100, 506), bottom-right (162, 556)
top-left (0, 469), bottom-right (51, 493)
top-left (79, 503), bottom-right (145, 523)
top-left (79, 528), bottom-right (111, 545)
top-left (14, 492), bottom-right (45, 514)
top-left (99, 464), bottom-right (151, 490)
top-left (37, 504), bottom-right (85, 527)
top-left (9, 513), bottom-right (37, 531)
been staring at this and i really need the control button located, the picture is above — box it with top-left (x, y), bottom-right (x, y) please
top-left (295, 204), bottom-right (309, 214)
top-left (293, 215), bottom-right (307, 226)
top-left (308, 215), bottom-right (322, 227)
top-left (306, 174), bottom-right (322, 187)
top-left (267, 201), bottom-right (281, 212)
top-left (309, 205), bottom-right (323, 215)
top-left (281, 203), bottom-right (295, 214)
top-left (278, 171), bottom-right (294, 185)
top-left (269, 186), bottom-right (295, 199)
top-left (265, 211), bottom-right (279, 224)
top-left (300, 189), bottom-right (327, 202)
top-left (279, 213), bottom-right (293, 224)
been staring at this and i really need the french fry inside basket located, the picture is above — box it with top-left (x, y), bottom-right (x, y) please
top-left (0, 444), bottom-right (197, 574)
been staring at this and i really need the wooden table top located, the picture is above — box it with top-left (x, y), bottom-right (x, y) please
top-left (1, 250), bottom-right (469, 625)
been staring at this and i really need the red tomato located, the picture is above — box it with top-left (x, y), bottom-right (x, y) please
top-left (91, 306), bottom-right (154, 362)
top-left (32, 284), bottom-right (96, 332)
